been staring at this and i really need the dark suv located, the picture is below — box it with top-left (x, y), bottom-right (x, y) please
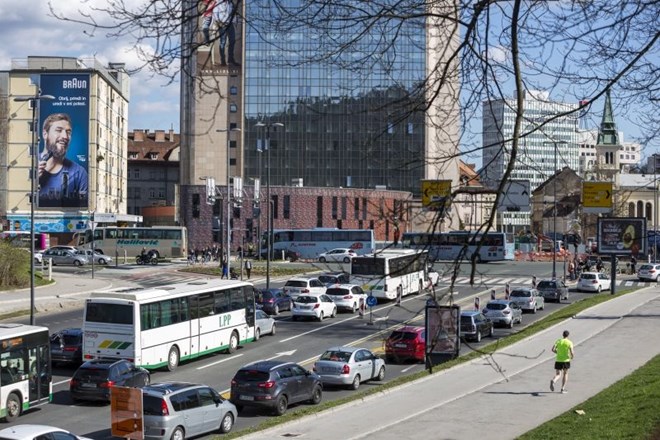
top-left (70, 359), bottom-right (150, 402)
top-left (459, 311), bottom-right (494, 342)
top-left (230, 361), bottom-right (323, 415)
top-left (50, 328), bottom-right (83, 365)
top-left (537, 279), bottom-right (569, 303)
top-left (142, 382), bottom-right (237, 439)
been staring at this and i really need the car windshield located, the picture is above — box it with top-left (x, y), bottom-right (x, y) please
top-left (285, 281), bottom-right (306, 288)
top-left (143, 395), bottom-right (166, 415)
top-left (74, 368), bottom-right (108, 380)
top-left (319, 350), bottom-right (352, 362)
top-left (260, 291), bottom-right (274, 300)
top-left (581, 274), bottom-right (596, 280)
top-left (62, 334), bottom-right (81, 345)
top-left (511, 291), bottom-right (531, 297)
top-left (537, 281), bottom-right (555, 289)
top-left (326, 288), bottom-right (349, 296)
top-left (296, 295), bottom-right (317, 304)
top-left (639, 265), bottom-right (653, 270)
top-left (318, 276), bottom-right (337, 283)
top-left (460, 316), bottom-right (474, 325)
top-left (234, 370), bottom-right (270, 382)
top-left (486, 303), bottom-right (506, 310)
top-left (389, 331), bottom-right (418, 340)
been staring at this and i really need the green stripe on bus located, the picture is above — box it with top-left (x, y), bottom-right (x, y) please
top-left (118, 342), bottom-right (132, 349)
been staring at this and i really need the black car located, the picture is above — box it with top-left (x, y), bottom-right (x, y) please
top-left (50, 328), bottom-right (83, 365)
top-left (537, 279), bottom-right (569, 303)
top-left (459, 311), bottom-right (494, 342)
top-left (230, 361), bottom-right (323, 415)
top-left (70, 359), bottom-right (150, 402)
top-left (257, 288), bottom-right (293, 315)
top-left (318, 272), bottom-right (351, 287)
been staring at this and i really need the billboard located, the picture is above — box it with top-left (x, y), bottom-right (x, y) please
top-left (425, 304), bottom-right (460, 367)
top-left (497, 180), bottom-right (531, 212)
top-left (37, 74), bottom-right (90, 209)
top-left (597, 218), bottom-right (646, 256)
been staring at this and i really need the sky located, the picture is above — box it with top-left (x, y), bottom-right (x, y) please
top-left (1, 1), bottom-right (653, 158)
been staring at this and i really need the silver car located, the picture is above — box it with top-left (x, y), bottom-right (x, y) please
top-left (76, 249), bottom-right (113, 265)
top-left (0, 424), bottom-right (92, 440)
top-left (509, 287), bottom-right (545, 313)
top-left (42, 249), bottom-right (88, 266)
top-left (142, 382), bottom-right (237, 440)
top-left (255, 309), bottom-right (276, 341)
top-left (313, 346), bottom-right (385, 390)
top-left (482, 299), bottom-right (523, 328)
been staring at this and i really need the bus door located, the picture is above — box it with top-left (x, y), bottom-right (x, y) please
top-left (245, 288), bottom-right (256, 328)
top-left (28, 345), bottom-right (50, 403)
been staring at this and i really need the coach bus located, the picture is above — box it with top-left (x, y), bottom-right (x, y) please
top-left (82, 279), bottom-right (256, 371)
top-left (0, 324), bottom-right (51, 422)
top-left (350, 249), bottom-right (430, 301)
top-left (74, 226), bottom-right (187, 259)
top-left (402, 231), bottom-right (510, 262)
top-left (261, 228), bottom-right (375, 260)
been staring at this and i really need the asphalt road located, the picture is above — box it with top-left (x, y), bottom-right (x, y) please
top-left (3, 260), bottom-right (649, 438)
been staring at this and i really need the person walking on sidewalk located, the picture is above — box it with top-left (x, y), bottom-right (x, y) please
top-left (550, 330), bottom-right (574, 393)
top-left (244, 259), bottom-right (252, 279)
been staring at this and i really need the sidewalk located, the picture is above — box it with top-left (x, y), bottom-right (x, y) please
top-left (240, 286), bottom-right (660, 440)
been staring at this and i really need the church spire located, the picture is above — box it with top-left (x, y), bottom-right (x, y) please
top-left (596, 90), bottom-right (619, 146)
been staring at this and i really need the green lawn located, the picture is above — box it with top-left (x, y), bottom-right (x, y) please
top-left (519, 354), bottom-right (660, 440)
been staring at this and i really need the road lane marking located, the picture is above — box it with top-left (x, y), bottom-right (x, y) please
top-left (197, 353), bottom-right (243, 370)
top-left (401, 364), bottom-right (419, 373)
top-left (54, 378), bottom-right (71, 387)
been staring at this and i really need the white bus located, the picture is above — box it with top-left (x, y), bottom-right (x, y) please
top-left (0, 324), bottom-right (52, 422)
top-left (402, 231), bottom-right (511, 262)
top-left (350, 249), bottom-right (430, 301)
top-left (82, 279), bottom-right (257, 371)
top-left (262, 228), bottom-right (375, 260)
top-left (75, 226), bottom-right (187, 259)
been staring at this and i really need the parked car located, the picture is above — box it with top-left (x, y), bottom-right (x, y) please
top-left (313, 346), bottom-right (385, 390)
top-left (318, 248), bottom-right (357, 263)
top-left (537, 279), bottom-right (569, 303)
top-left (482, 300), bottom-right (523, 328)
top-left (256, 288), bottom-right (292, 315)
top-left (384, 326), bottom-right (425, 363)
top-left (291, 293), bottom-right (337, 321)
top-left (46, 245), bottom-right (79, 252)
top-left (427, 268), bottom-right (440, 287)
top-left (255, 309), bottom-right (276, 340)
top-left (283, 277), bottom-right (327, 301)
top-left (577, 272), bottom-right (612, 292)
top-left (50, 328), bottom-right (83, 365)
top-left (0, 425), bottom-right (92, 440)
top-left (42, 249), bottom-right (88, 266)
top-left (260, 248), bottom-right (300, 262)
top-left (70, 359), bottom-right (150, 402)
top-left (325, 284), bottom-right (367, 313)
top-left (76, 249), bottom-right (113, 265)
top-left (460, 311), bottom-right (494, 342)
top-left (142, 382), bottom-right (237, 439)
top-left (230, 361), bottom-right (323, 415)
top-left (33, 251), bottom-right (43, 264)
top-left (509, 287), bottom-right (545, 313)
top-left (638, 264), bottom-right (660, 282)
top-left (318, 272), bottom-right (351, 287)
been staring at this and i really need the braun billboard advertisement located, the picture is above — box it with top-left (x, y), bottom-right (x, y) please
top-left (37, 74), bottom-right (90, 209)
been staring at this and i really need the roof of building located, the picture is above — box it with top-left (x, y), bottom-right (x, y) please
top-left (128, 129), bottom-right (180, 162)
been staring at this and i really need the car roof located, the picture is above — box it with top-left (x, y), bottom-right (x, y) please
top-left (461, 311), bottom-right (480, 316)
top-left (143, 382), bottom-right (202, 395)
top-left (323, 346), bottom-right (359, 353)
top-left (287, 276), bottom-right (319, 282)
top-left (53, 327), bottom-right (83, 336)
top-left (0, 425), bottom-right (69, 439)
top-left (392, 325), bottom-right (424, 333)
top-left (78, 359), bottom-right (127, 369)
top-left (240, 360), bottom-right (296, 372)
top-left (487, 299), bottom-right (513, 305)
top-left (326, 284), bottom-right (361, 290)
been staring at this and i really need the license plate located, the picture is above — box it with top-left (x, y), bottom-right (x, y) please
top-left (394, 343), bottom-right (407, 348)
top-left (301, 306), bottom-right (311, 310)
top-left (239, 395), bottom-right (254, 401)
top-left (81, 383), bottom-right (97, 388)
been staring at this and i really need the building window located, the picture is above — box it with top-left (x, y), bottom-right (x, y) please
top-left (283, 195), bottom-right (290, 219)
top-left (341, 197), bottom-right (347, 220)
top-left (192, 194), bottom-right (200, 218)
top-left (149, 188), bottom-right (156, 199)
top-left (213, 199), bottom-right (221, 216)
top-left (229, 140), bottom-right (237, 149)
top-left (337, 219), bottom-right (342, 229)
top-left (128, 152), bottom-right (138, 159)
top-left (230, 122), bottom-right (238, 130)
top-left (133, 169), bottom-right (140, 179)
top-left (354, 198), bottom-right (360, 220)
top-left (316, 196), bottom-right (323, 227)
top-left (332, 197), bottom-right (338, 219)
top-left (369, 220), bottom-right (375, 231)
top-left (229, 103), bottom-right (238, 113)
top-left (272, 195), bottom-right (279, 219)
top-left (158, 189), bottom-right (165, 198)
top-left (230, 86), bottom-right (238, 95)
top-left (362, 198), bottom-right (368, 220)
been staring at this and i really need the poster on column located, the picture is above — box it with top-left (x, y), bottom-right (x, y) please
top-left (37, 74), bottom-right (90, 209)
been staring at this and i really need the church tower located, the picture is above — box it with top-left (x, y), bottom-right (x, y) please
top-left (594, 90), bottom-right (622, 182)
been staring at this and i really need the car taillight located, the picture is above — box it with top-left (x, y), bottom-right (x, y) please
top-left (650, 270), bottom-right (656, 273)
top-left (503, 310), bottom-right (511, 315)
top-left (592, 280), bottom-right (598, 284)
top-left (99, 380), bottom-right (115, 388)
top-left (267, 299), bottom-right (274, 303)
top-left (161, 399), bottom-right (169, 416)
top-left (63, 347), bottom-right (77, 352)
top-left (343, 295), bottom-right (353, 299)
top-left (341, 364), bottom-right (350, 374)
top-left (302, 288), bottom-right (310, 293)
top-left (482, 309), bottom-right (488, 314)
top-left (258, 381), bottom-right (276, 389)
top-left (69, 378), bottom-right (79, 387)
top-left (84, 354), bottom-right (93, 360)
top-left (313, 303), bottom-right (320, 309)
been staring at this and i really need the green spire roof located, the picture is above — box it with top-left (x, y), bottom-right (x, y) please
top-left (596, 90), bottom-right (619, 146)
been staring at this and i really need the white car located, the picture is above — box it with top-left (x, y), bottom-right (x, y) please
top-left (283, 277), bottom-right (327, 301)
top-left (325, 284), bottom-right (367, 313)
top-left (577, 272), bottom-right (612, 292)
top-left (427, 269), bottom-right (440, 287)
top-left (291, 293), bottom-right (337, 321)
top-left (33, 252), bottom-right (43, 264)
top-left (0, 425), bottom-right (92, 440)
top-left (638, 264), bottom-right (660, 282)
top-left (254, 309), bottom-right (276, 340)
top-left (318, 248), bottom-right (357, 263)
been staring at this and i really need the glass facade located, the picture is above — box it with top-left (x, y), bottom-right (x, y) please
top-left (243, 1), bottom-right (427, 194)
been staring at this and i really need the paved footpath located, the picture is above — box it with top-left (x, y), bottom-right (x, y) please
top-left (241, 286), bottom-right (660, 440)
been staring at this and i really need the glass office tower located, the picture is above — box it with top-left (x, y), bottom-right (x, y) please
top-left (243, 1), bottom-right (427, 195)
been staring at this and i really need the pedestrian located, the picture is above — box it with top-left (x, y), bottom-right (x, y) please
top-left (221, 258), bottom-right (228, 279)
top-left (490, 289), bottom-right (496, 300)
top-left (630, 256), bottom-right (637, 274)
top-left (596, 257), bottom-right (603, 272)
top-left (244, 259), bottom-right (252, 279)
top-left (550, 330), bottom-right (574, 394)
top-left (568, 260), bottom-right (575, 280)
top-left (474, 296), bottom-right (480, 311)
top-left (532, 275), bottom-right (537, 289)
top-left (505, 282), bottom-right (511, 300)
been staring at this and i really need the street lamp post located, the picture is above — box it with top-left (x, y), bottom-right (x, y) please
top-left (216, 127), bottom-right (241, 278)
top-left (14, 89), bottom-right (55, 325)
top-left (255, 122), bottom-right (284, 289)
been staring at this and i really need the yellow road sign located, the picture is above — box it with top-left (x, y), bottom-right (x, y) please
top-left (421, 180), bottom-right (452, 209)
top-left (583, 182), bottom-right (613, 210)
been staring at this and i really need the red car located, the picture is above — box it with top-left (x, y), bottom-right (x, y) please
top-left (385, 326), bottom-right (425, 363)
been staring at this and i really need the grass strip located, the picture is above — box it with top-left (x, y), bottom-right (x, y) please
top-left (221, 288), bottom-right (638, 439)
top-left (519, 353), bottom-right (660, 440)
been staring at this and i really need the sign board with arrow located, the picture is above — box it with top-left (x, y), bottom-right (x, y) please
top-left (497, 180), bottom-right (531, 212)
top-left (421, 180), bottom-right (452, 211)
top-left (583, 182), bottom-right (613, 213)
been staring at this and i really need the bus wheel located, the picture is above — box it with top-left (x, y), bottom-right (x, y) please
top-left (227, 331), bottom-right (239, 354)
top-left (167, 346), bottom-right (179, 371)
top-left (5, 393), bottom-right (21, 422)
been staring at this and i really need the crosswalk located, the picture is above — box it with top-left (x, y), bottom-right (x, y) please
top-left (437, 276), bottom-right (654, 288)
top-left (120, 271), bottom-right (271, 288)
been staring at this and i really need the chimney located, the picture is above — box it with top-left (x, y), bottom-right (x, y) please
top-left (155, 130), bottom-right (166, 142)
top-left (168, 128), bottom-right (174, 142)
top-left (133, 130), bottom-right (145, 142)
